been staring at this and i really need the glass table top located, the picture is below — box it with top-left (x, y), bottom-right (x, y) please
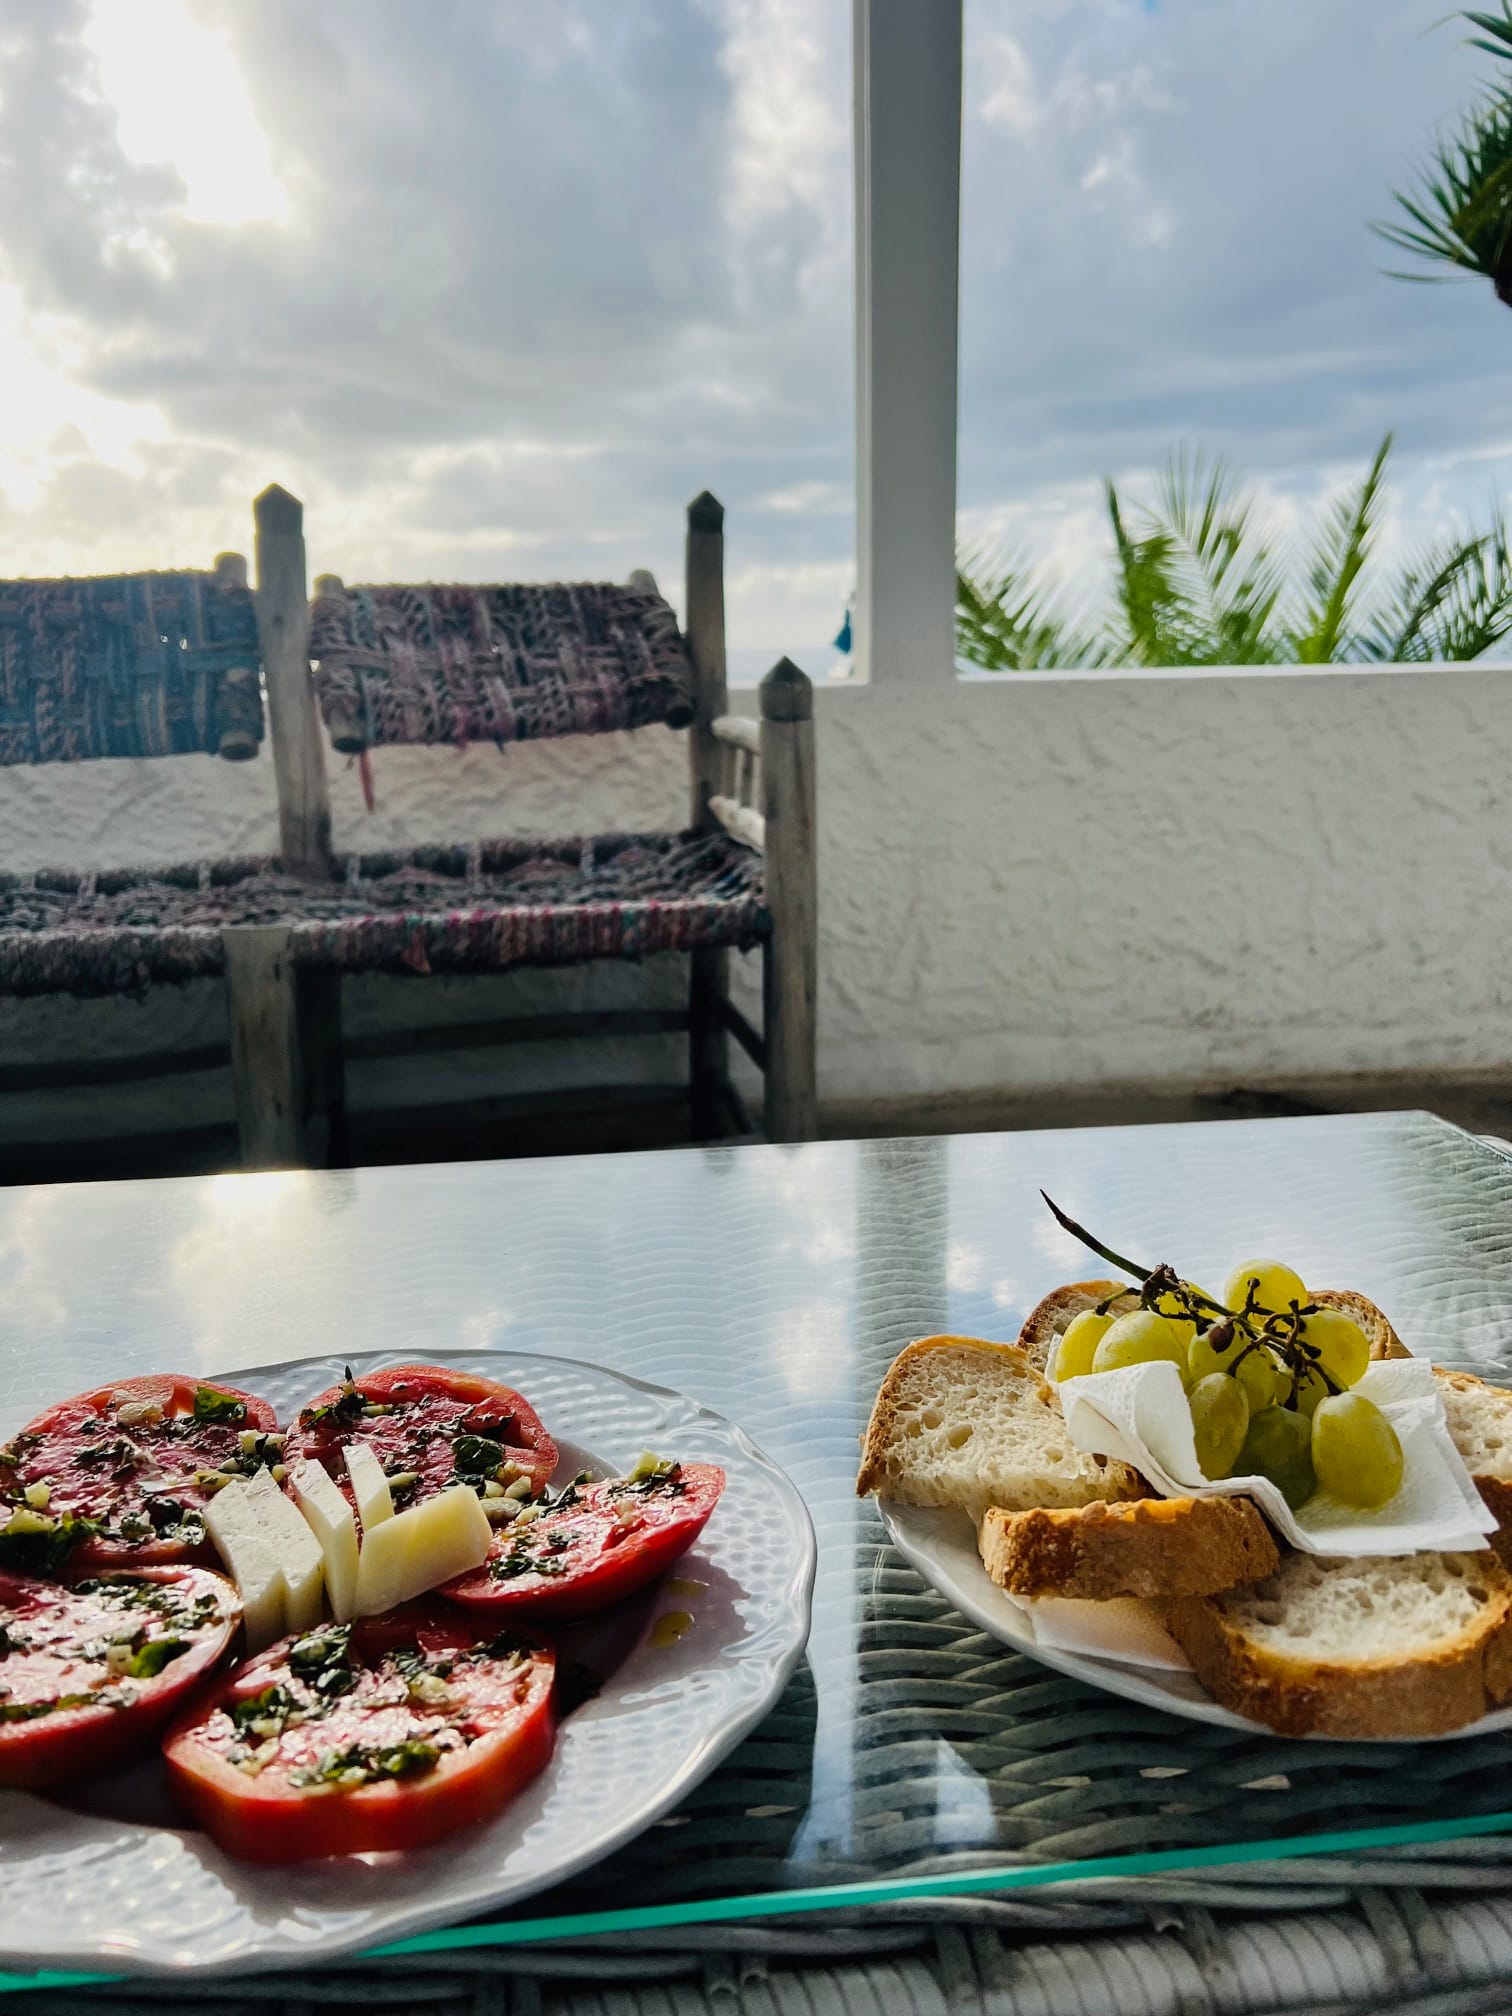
top-left (5, 1109), bottom-right (1512, 1982)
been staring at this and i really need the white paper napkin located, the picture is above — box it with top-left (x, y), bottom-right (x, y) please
top-left (1050, 1348), bottom-right (1497, 1557)
top-left (998, 1589), bottom-right (1191, 1671)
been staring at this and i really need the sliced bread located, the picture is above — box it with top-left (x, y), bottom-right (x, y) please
top-left (1164, 1549), bottom-right (1512, 1737)
top-left (1016, 1280), bottom-right (1138, 1376)
top-left (1312, 1287), bottom-right (1410, 1361)
top-left (1434, 1366), bottom-right (1512, 1561)
top-left (855, 1335), bottom-right (1142, 1522)
top-left (978, 1494), bottom-right (1279, 1602)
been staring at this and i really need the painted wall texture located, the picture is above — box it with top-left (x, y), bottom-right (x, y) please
top-left (3, 665), bottom-right (1509, 1148)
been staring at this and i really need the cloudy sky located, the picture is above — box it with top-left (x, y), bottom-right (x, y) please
top-left (0, 0), bottom-right (1508, 669)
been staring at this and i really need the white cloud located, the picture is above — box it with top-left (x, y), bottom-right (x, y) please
top-left (82, 0), bottom-right (287, 227)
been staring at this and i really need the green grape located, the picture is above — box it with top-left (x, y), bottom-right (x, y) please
top-left (1153, 1282), bottom-right (1216, 1328)
top-left (1186, 1324), bottom-right (1239, 1384)
top-left (1188, 1373), bottom-right (1250, 1480)
top-left (1054, 1308), bottom-right (1112, 1382)
top-left (1186, 1326), bottom-right (1278, 1411)
top-left (1298, 1307), bottom-right (1370, 1391)
top-left (1223, 1258), bottom-right (1308, 1321)
top-left (1291, 1361), bottom-right (1331, 1418)
top-left (1233, 1347), bottom-right (1280, 1413)
top-left (1311, 1393), bottom-right (1404, 1509)
top-left (1093, 1310), bottom-right (1189, 1378)
top-left (1236, 1406), bottom-right (1316, 1510)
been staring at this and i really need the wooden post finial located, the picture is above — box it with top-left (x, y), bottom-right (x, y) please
top-left (214, 551), bottom-right (249, 587)
top-left (255, 484), bottom-right (303, 536)
top-left (760, 657), bottom-right (814, 723)
top-left (687, 490), bottom-right (724, 534)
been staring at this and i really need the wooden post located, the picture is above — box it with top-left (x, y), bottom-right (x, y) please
top-left (212, 552), bottom-right (260, 762)
top-left (254, 485), bottom-right (332, 875)
top-left (760, 659), bottom-right (817, 1143)
top-left (686, 491), bottom-right (729, 1140)
top-left (222, 926), bottom-right (345, 1170)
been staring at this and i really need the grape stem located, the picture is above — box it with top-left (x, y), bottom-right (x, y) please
top-left (1038, 1192), bottom-right (1344, 1398)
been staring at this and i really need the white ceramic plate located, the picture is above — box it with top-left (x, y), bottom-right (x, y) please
top-left (0, 1349), bottom-right (815, 1978)
top-left (881, 1499), bottom-right (1512, 1743)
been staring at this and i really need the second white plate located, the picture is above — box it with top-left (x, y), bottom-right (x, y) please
top-left (880, 1498), bottom-right (1512, 1743)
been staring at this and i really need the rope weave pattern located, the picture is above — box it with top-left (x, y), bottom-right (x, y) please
top-left (308, 581), bottom-right (695, 752)
top-left (0, 572), bottom-right (263, 765)
top-left (0, 830), bottom-right (767, 996)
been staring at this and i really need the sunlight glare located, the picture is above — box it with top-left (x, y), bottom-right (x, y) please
top-left (82, 0), bottom-right (286, 227)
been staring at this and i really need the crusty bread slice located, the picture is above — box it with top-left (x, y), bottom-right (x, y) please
top-left (1164, 1549), bottom-right (1512, 1737)
top-left (978, 1494), bottom-right (1279, 1602)
top-left (1312, 1287), bottom-right (1410, 1361)
top-left (855, 1335), bottom-right (1141, 1522)
top-left (1016, 1280), bottom-right (1139, 1376)
top-left (1434, 1366), bottom-right (1512, 1563)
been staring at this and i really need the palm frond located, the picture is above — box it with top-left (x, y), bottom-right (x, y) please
top-left (1364, 520), bottom-right (1512, 661)
top-left (954, 548), bottom-right (1097, 671)
top-left (1467, 4), bottom-right (1512, 62)
top-left (1105, 477), bottom-right (1204, 666)
top-left (1144, 450), bottom-right (1286, 664)
top-left (1377, 92), bottom-right (1512, 285)
top-left (1287, 436), bottom-right (1392, 662)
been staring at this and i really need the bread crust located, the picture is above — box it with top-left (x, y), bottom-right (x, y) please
top-left (1164, 1554), bottom-right (1512, 1737)
top-left (1015, 1281), bottom-right (1139, 1374)
top-left (979, 1494), bottom-right (1279, 1601)
top-left (1311, 1287), bottom-right (1410, 1361)
top-left (854, 1334), bottom-right (1142, 1505)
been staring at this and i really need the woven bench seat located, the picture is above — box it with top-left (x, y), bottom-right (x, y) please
top-left (0, 830), bottom-right (767, 998)
top-left (1, 488), bottom-right (814, 1165)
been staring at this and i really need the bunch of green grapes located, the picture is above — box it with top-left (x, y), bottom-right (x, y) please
top-left (1052, 1256), bottom-right (1403, 1512)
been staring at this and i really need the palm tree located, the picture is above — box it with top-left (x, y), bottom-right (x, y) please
top-left (1378, 6), bottom-right (1512, 303)
top-left (957, 435), bottom-right (1512, 671)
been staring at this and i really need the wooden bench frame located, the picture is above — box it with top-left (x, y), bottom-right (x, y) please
top-left (224, 485), bottom-right (817, 1167)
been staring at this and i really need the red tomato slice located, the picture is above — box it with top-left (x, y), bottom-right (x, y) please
top-left (443, 1460), bottom-right (725, 1623)
top-left (283, 1363), bottom-right (557, 1521)
top-left (0, 1564), bottom-right (240, 1789)
top-left (163, 1604), bottom-right (556, 1862)
top-left (0, 1375), bottom-right (280, 1571)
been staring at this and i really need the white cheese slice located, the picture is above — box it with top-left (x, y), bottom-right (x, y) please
top-left (288, 1460), bottom-right (359, 1623)
top-left (203, 1482), bottom-right (286, 1651)
top-left (244, 1468), bottom-right (326, 1633)
top-left (345, 1442), bottom-right (395, 1533)
top-left (353, 1483), bottom-right (493, 1617)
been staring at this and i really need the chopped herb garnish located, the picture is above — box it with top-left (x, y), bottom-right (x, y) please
top-left (290, 1737), bottom-right (441, 1789)
top-left (472, 1628), bottom-right (532, 1663)
top-left (300, 1369), bottom-right (365, 1430)
top-left (0, 1691), bottom-right (99, 1724)
top-left (0, 1510), bottom-right (102, 1575)
top-left (229, 1683), bottom-right (297, 1736)
top-left (126, 1637), bottom-right (187, 1680)
top-left (191, 1385), bottom-right (248, 1426)
top-left (452, 1433), bottom-right (506, 1479)
top-left (287, 1623), bottom-right (356, 1699)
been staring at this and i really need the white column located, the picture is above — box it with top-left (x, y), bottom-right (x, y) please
top-left (852, 0), bottom-right (963, 690)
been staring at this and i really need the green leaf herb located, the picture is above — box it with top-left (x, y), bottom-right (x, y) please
top-left (126, 1637), bottom-right (187, 1680)
top-left (191, 1385), bottom-right (247, 1426)
top-left (0, 1511), bottom-right (102, 1576)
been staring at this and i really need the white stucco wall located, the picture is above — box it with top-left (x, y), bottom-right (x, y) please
top-left (3, 662), bottom-right (1510, 1145)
